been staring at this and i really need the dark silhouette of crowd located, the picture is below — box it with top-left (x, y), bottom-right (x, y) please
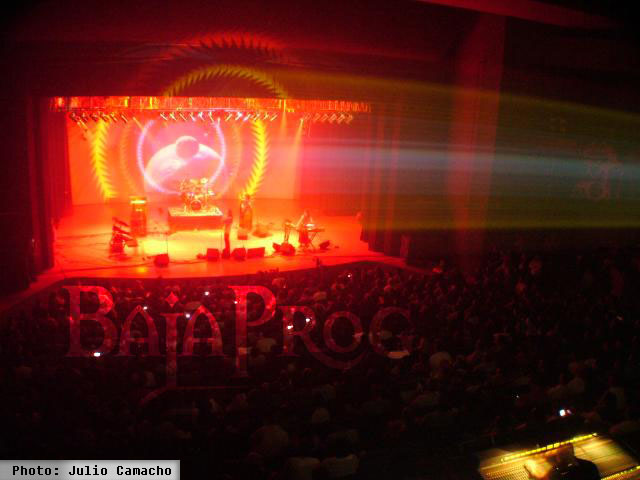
top-left (1, 248), bottom-right (640, 479)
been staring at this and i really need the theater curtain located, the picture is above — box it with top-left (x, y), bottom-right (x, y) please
top-left (363, 13), bottom-right (505, 263)
top-left (360, 114), bottom-right (403, 256)
top-left (28, 99), bottom-right (72, 274)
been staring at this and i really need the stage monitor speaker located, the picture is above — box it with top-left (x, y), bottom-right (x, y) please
top-left (237, 228), bottom-right (249, 240)
top-left (247, 247), bottom-right (265, 258)
top-left (319, 240), bottom-right (330, 250)
top-left (232, 247), bottom-right (246, 261)
top-left (154, 253), bottom-right (170, 267)
top-left (206, 248), bottom-right (220, 261)
top-left (281, 242), bottom-right (296, 256)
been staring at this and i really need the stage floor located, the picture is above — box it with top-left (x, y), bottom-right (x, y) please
top-left (45, 199), bottom-right (399, 281)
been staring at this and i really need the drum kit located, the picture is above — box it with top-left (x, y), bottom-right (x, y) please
top-left (179, 178), bottom-right (216, 213)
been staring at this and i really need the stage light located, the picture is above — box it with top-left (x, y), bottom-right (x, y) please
top-left (110, 112), bottom-right (119, 122)
top-left (160, 112), bottom-right (169, 121)
top-left (143, 305), bottom-right (148, 310)
top-left (345, 114), bottom-right (354, 124)
top-left (337, 114), bottom-right (345, 124)
top-left (199, 111), bottom-right (206, 121)
top-left (287, 325), bottom-right (293, 330)
top-left (93, 352), bottom-right (101, 357)
top-left (321, 114), bottom-right (329, 122)
top-left (90, 113), bottom-right (100, 122)
top-left (120, 113), bottom-right (128, 123)
top-left (235, 112), bottom-right (243, 121)
top-left (204, 291), bottom-right (210, 296)
top-left (69, 112), bottom-right (79, 122)
top-left (225, 112), bottom-right (233, 121)
top-left (313, 113), bottom-right (321, 122)
top-left (179, 112), bottom-right (188, 122)
top-left (269, 113), bottom-right (278, 121)
top-left (81, 112), bottom-right (90, 123)
top-left (207, 111), bottom-right (214, 121)
top-left (185, 313), bottom-right (191, 318)
top-left (190, 112), bottom-right (197, 122)
top-left (73, 115), bottom-right (88, 129)
top-left (305, 317), bottom-right (311, 323)
top-left (169, 112), bottom-right (177, 122)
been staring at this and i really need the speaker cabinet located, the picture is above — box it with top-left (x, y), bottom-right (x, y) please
top-left (281, 243), bottom-right (296, 256)
top-left (247, 246), bottom-right (265, 258)
top-left (154, 253), bottom-right (170, 267)
top-left (232, 247), bottom-right (246, 261)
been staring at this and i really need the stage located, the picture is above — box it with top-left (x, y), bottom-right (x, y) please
top-left (46, 198), bottom-right (398, 281)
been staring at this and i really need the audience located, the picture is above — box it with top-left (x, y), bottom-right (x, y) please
top-left (1, 247), bottom-right (640, 479)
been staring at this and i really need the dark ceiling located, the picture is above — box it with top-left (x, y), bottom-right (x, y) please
top-left (2, 0), bottom-right (639, 111)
